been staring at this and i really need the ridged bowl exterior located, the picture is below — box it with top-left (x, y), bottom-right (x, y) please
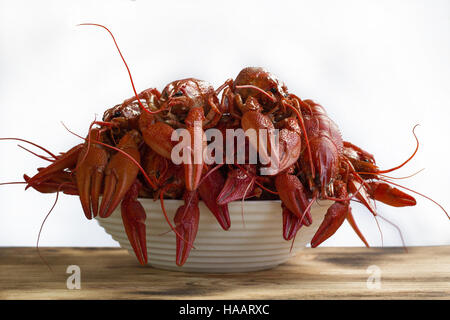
top-left (96, 199), bottom-right (332, 273)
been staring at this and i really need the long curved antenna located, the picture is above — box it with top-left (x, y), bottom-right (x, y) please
top-left (234, 85), bottom-right (276, 102)
top-left (17, 145), bottom-right (54, 162)
top-left (36, 183), bottom-right (70, 273)
top-left (0, 138), bottom-right (57, 159)
top-left (377, 124), bottom-right (420, 174)
top-left (377, 213), bottom-right (407, 251)
top-left (77, 23), bottom-right (162, 115)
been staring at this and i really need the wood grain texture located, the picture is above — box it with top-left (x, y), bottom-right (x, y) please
top-left (0, 246), bottom-right (448, 300)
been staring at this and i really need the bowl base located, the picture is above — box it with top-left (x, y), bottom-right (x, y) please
top-left (146, 257), bottom-right (296, 273)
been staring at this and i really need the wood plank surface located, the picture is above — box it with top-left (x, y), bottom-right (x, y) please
top-left (0, 246), bottom-right (448, 299)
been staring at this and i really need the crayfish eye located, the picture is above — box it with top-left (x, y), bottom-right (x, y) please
top-left (173, 91), bottom-right (183, 97)
top-left (113, 110), bottom-right (122, 117)
top-left (269, 87), bottom-right (277, 94)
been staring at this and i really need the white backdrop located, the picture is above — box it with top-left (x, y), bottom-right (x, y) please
top-left (0, 0), bottom-right (449, 247)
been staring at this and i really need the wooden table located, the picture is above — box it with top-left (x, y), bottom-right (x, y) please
top-left (0, 246), bottom-right (448, 299)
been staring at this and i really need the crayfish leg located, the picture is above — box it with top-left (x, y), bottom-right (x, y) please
top-left (346, 207), bottom-right (370, 247)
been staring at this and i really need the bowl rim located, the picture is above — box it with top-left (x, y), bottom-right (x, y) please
top-left (136, 198), bottom-right (283, 203)
top-left (133, 198), bottom-right (334, 206)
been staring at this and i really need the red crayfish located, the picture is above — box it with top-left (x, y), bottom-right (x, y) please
top-left (2, 24), bottom-right (448, 267)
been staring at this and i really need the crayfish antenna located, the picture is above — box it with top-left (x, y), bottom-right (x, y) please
top-left (235, 85), bottom-right (276, 102)
top-left (376, 124), bottom-right (420, 174)
top-left (77, 23), bottom-right (161, 115)
top-left (239, 180), bottom-right (255, 229)
top-left (0, 137), bottom-right (57, 159)
top-left (0, 181), bottom-right (26, 186)
top-left (17, 145), bottom-right (54, 162)
top-left (377, 213), bottom-right (407, 253)
top-left (36, 184), bottom-right (71, 273)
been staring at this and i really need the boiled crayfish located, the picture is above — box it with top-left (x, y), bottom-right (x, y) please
top-left (3, 25), bottom-right (448, 267)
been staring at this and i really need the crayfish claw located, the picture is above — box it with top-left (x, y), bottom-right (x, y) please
top-left (216, 165), bottom-right (259, 205)
top-left (90, 168), bottom-right (104, 217)
top-left (282, 204), bottom-right (303, 241)
top-left (275, 171), bottom-right (312, 225)
top-left (78, 171), bottom-right (96, 219)
top-left (311, 181), bottom-right (349, 247)
top-left (367, 181), bottom-right (416, 207)
top-left (184, 108), bottom-right (206, 192)
top-left (76, 129), bottom-right (109, 219)
top-left (241, 109), bottom-right (275, 166)
top-left (198, 167), bottom-right (231, 230)
top-left (268, 117), bottom-right (302, 176)
top-left (311, 200), bottom-right (349, 248)
top-left (140, 121), bottom-right (175, 160)
top-left (99, 130), bottom-right (141, 218)
top-left (121, 180), bottom-right (148, 265)
top-left (174, 191), bottom-right (200, 266)
top-left (184, 161), bottom-right (204, 192)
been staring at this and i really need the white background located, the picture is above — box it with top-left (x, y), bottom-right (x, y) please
top-left (0, 0), bottom-right (449, 247)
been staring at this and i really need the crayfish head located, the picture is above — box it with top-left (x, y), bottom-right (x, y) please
top-left (159, 78), bottom-right (217, 123)
top-left (103, 103), bottom-right (142, 132)
top-left (234, 67), bottom-right (289, 108)
top-left (309, 137), bottom-right (340, 196)
top-left (343, 142), bottom-right (379, 179)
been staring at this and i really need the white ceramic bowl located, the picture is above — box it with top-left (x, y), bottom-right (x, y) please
top-left (96, 199), bottom-right (333, 273)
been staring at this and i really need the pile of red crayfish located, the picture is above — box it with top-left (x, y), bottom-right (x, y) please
top-left (5, 25), bottom-right (447, 267)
